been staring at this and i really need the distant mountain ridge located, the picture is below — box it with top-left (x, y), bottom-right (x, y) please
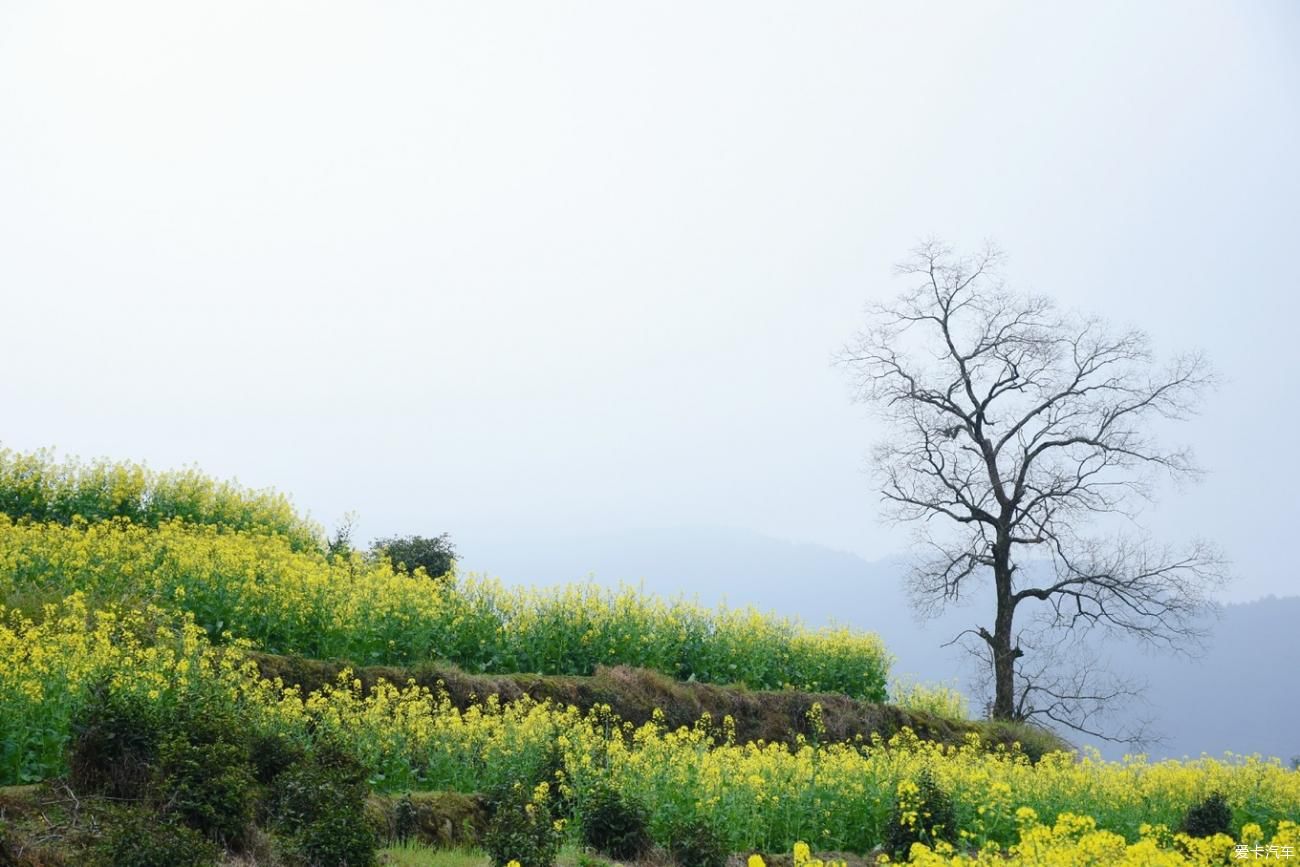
top-left (462, 525), bottom-right (1299, 762)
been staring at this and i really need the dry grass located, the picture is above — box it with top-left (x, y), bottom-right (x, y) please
top-left (250, 654), bottom-right (1069, 759)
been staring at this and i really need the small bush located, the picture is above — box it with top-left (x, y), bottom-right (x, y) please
top-left (1181, 792), bottom-right (1233, 838)
top-left (71, 685), bottom-right (258, 848)
top-left (283, 807), bottom-right (379, 867)
top-left (249, 729), bottom-right (307, 786)
top-left (156, 729), bottom-right (255, 847)
top-left (269, 741), bottom-right (376, 867)
top-left (667, 816), bottom-right (727, 867)
top-left (93, 807), bottom-right (219, 867)
top-left (483, 783), bottom-right (563, 867)
top-left (482, 743), bottom-right (571, 821)
top-left (371, 533), bottom-right (457, 582)
top-left (68, 682), bottom-right (162, 800)
top-left (580, 783), bottom-right (651, 860)
top-left (885, 770), bottom-right (956, 857)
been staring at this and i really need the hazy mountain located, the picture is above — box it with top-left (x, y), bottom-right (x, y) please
top-left (462, 525), bottom-right (1298, 763)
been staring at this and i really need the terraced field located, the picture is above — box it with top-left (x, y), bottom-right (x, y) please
top-left (1, 450), bottom-right (1296, 866)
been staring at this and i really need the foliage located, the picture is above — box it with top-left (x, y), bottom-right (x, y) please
top-left (373, 533), bottom-right (458, 583)
top-left (483, 782), bottom-right (563, 867)
top-left (886, 770), bottom-right (957, 857)
top-left (70, 675), bottom-right (259, 848)
top-left (0, 447), bottom-right (320, 550)
top-left (268, 740), bottom-right (377, 867)
top-left (0, 516), bottom-right (890, 697)
top-left (667, 815), bottom-right (727, 867)
top-left (68, 680), bottom-right (163, 798)
top-left (1180, 791), bottom-right (1232, 838)
top-left (92, 807), bottom-right (220, 867)
top-left (577, 782), bottom-right (651, 860)
top-left (328, 511), bottom-right (360, 561)
top-left (249, 729), bottom-right (307, 786)
top-left (66, 673), bottom-right (375, 864)
top-left (1, 455), bottom-right (1298, 863)
top-left (155, 722), bottom-right (256, 846)
top-left (1, 593), bottom-right (265, 784)
top-left (4, 595), bottom-right (1300, 856)
top-left (890, 679), bottom-right (969, 722)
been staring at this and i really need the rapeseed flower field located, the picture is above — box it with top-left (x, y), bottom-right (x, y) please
top-left (0, 515), bottom-right (890, 697)
top-left (3, 594), bottom-right (1298, 860)
top-left (0, 447), bottom-right (320, 549)
top-left (1, 452), bottom-right (1297, 864)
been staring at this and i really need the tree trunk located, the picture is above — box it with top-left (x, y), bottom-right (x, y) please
top-left (990, 545), bottom-right (1020, 720)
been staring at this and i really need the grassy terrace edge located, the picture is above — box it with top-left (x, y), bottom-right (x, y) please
top-left (250, 651), bottom-right (1068, 760)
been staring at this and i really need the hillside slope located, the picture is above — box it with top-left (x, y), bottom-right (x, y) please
top-left (463, 525), bottom-right (1299, 761)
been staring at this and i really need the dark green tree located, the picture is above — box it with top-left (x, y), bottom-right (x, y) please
top-left (371, 533), bottom-right (457, 581)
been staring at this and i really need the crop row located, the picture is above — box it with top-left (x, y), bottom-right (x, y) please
top-left (0, 517), bottom-right (890, 698)
top-left (1, 595), bottom-right (1296, 855)
top-left (0, 448), bottom-right (320, 550)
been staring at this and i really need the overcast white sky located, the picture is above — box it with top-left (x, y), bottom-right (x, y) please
top-left (2, 2), bottom-right (1297, 601)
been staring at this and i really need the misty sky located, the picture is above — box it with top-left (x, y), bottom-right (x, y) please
top-left (2, 2), bottom-right (1297, 602)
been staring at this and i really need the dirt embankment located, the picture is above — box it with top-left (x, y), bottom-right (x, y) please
top-left (249, 653), bottom-right (1066, 759)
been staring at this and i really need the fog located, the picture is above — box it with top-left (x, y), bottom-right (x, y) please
top-left (2, 1), bottom-right (1297, 602)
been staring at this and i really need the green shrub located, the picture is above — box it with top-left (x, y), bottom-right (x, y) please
top-left (579, 783), bottom-right (651, 860)
top-left (372, 534), bottom-right (457, 582)
top-left (92, 807), bottom-right (219, 867)
top-left (885, 769), bottom-right (956, 857)
top-left (480, 740), bottom-right (572, 822)
top-left (156, 728), bottom-right (255, 847)
top-left (666, 816), bottom-right (727, 867)
top-left (483, 783), bottom-right (563, 867)
top-left (249, 729), bottom-right (307, 786)
top-left (70, 682), bottom-right (260, 848)
top-left (269, 741), bottom-right (377, 867)
top-left (68, 682), bottom-right (163, 799)
top-left (282, 807), bottom-right (378, 867)
top-left (1181, 792), bottom-right (1232, 838)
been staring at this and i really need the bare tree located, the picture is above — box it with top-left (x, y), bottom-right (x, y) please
top-left (838, 241), bottom-right (1227, 743)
